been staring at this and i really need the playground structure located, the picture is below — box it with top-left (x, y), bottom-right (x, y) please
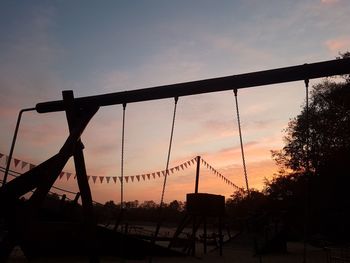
top-left (0, 58), bottom-right (349, 262)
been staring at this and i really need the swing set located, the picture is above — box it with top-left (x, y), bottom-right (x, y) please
top-left (0, 58), bottom-right (349, 262)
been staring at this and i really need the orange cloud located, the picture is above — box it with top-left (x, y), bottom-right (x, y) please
top-left (325, 37), bottom-right (350, 53)
top-left (321, 0), bottom-right (339, 4)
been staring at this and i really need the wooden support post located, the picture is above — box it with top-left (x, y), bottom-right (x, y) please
top-left (113, 208), bottom-right (124, 232)
top-left (194, 156), bottom-right (200, 194)
top-left (59, 194), bottom-right (67, 212)
top-left (168, 214), bottom-right (190, 249)
top-left (219, 216), bottom-right (223, 256)
top-left (62, 90), bottom-right (99, 263)
top-left (73, 192), bottom-right (81, 205)
top-left (191, 216), bottom-right (197, 256)
top-left (203, 216), bottom-right (207, 254)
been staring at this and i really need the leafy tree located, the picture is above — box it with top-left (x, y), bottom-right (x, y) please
top-left (140, 200), bottom-right (157, 209)
top-left (272, 52), bottom-right (350, 175)
top-left (168, 200), bottom-right (184, 212)
top-left (268, 52), bottom-right (350, 241)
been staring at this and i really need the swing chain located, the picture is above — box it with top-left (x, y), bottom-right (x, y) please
top-left (233, 89), bottom-right (250, 196)
top-left (303, 79), bottom-right (310, 263)
top-left (304, 79), bottom-right (310, 173)
top-left (120, 103), bottom-right (127, 209)
top-left (159, 96), bottom-right (178, 207)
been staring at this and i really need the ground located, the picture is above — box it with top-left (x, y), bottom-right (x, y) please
top-left (8, 242), bottom-right (329, 263)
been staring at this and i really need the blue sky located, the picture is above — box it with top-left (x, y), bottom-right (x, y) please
top-left (1, 0), bottom-right (349, 203)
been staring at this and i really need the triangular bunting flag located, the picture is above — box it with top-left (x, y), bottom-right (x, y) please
top-left (157, 172), bottom-right (161, 177)
top-left (180, 164), bottom-right (184, 170)
top-left (125, 176), bottom-right (129, 183)
top-left (59, 172), bottom-right (65, 179)
top-left (152, 173), bottom-right (156, 179)
top-left (136, 175), bottom-right (140, 181)
top-left (184, 163), bottom-right (187, 169)
top-left (187, 161), bottom-right (191, 166)
top-left (141, 174), bottom-right (145, 180)
top-left (106, 177), bottom-right (111, 183)
top-left (162, 171), bottom-right (166, 176)
top-left (146, 174), bottom-right (150, 180)
top-left (87, 176), bottom-right (90, 181)
top-left (21, 161), bottom-right (28, 169)
top-left (170, 168), bottom-right (174, 173)
top-left (29, 164), bottom-right (36, 170)
top-left (112, 177), bottom-right (117, 183)
top-left (92, 176), bottom-right (97, 183)
top-left (131, 176), bottom-right (134, 182)
top-left (191, 159), bottom-right (195, 164)
top-left (99, 176), bottom-right (104, 183)
top-left (119, 176), bottom-right (123, 182)
top-left (74, 174), bottom-right (77, 179)
top-left (66, 173), bottom-right (72, 181)
top-left (14, 158), bottom-right (20, 167)
top-left (175, 166), bottom-right (179, 171)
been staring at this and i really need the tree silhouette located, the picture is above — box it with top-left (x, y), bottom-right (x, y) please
top-left (272, 52), bottom-right (350, 174)
top-left (268, 52), bottom-right (350, 242)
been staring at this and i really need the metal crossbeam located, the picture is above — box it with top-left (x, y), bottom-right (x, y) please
top-left (35, 58), bottom-right (350, 113)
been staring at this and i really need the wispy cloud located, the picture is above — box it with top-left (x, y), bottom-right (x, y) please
top-left (325, 37), bottom-right (350, 53)
top-left (321, 0), bottom-right (339, 4)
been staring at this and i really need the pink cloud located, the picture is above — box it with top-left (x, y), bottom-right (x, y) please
top-left (325, 37), bottom-right (350, 53)
top-left (321, 0), bottom-right (339, 4)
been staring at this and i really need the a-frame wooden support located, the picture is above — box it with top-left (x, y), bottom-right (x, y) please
top-left (62, 90), bottom-right (99, 263)
top-left (0, 90), bottom-right (99, 262)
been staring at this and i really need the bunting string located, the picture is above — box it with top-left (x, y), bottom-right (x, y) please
top-left (0, 152), bottom-right (242, 189)
top-left (200, 157), bottom-right (244, 191)
top-left (0, 152), bottom-right (196, 184)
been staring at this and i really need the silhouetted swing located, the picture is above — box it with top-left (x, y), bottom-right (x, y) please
top-left (150, 97), bottom-right (179, 257)
top-left (303, 79), bottom-right (310, 263)
top-left (1, 58), bottom-right (347, 262)
top-left (233, 89), bottom-right (250, 194)
top-left (166, 90), bottom-right (251, 257)
top-left (113, 103), bottom-right (127, 232)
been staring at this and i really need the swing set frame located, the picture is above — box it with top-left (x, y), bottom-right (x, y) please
top-left (1, 57), bottom-right (349, 262)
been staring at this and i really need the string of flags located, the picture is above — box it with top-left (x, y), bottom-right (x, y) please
top-left (200, 158), bottom-right (244, 191)
top-left (0, 152), bottom-right (36, 171)
top-left (0, 152), bottom-right (241, 189)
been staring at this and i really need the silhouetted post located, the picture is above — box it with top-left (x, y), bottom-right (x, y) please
top-left (203, 216), bottom-right (207, 254)
top-left (2, 108), bottom-right (35, 187)
top-left (194, 156), bottom-right (200, 193)
top-left (73, 192), bottom-right (81, 205)
top-left (219, 216), bottom-right (223, 256)
top-left (63, 90), bottom-right (99, 263)
top-left (191, 156), bottom-right (201, 256)
top-left (59, 194), bottom-right (67, 212)
top-left (191, 217), bottom-right (197, 256)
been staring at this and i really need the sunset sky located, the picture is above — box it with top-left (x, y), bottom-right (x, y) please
top-left (1, 0), bottom-right (349, 204)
